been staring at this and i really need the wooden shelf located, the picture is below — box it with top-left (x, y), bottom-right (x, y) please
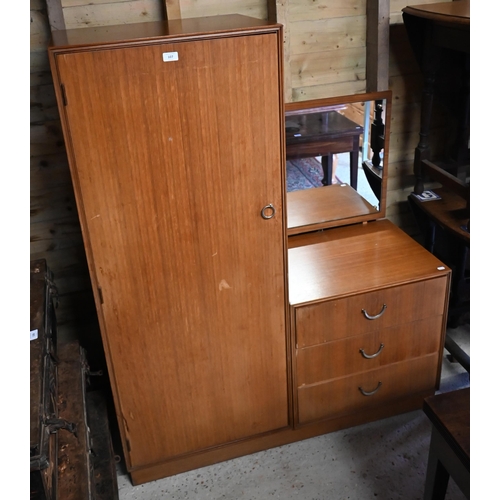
top-left (409, 187), bottom-right (469, 244)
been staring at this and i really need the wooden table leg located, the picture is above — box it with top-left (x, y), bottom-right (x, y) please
top-left (423, 428), bottom-right (451, 500)
top-left (321, 154), bottom-right (333, 186)
top-left (423, 389), bottom-right (470, 500)
top-left (424, 426), bottom-right (470, 499)
top-left (349, 147), bottom-right (359, 190)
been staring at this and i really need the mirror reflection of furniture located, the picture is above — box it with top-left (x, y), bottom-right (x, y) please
top-left (362, 99), bottom-right (386, 202)
top-left (285, 109), bottom-right (363, 189)
top-left (286, 91), bottom-right (391, 236)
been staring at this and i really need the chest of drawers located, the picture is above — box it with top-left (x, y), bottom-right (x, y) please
top-left (288, 219), bottom-right (451, 428)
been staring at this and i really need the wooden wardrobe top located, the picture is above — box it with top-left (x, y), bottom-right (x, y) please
top-left (49, 15), bottom-right (281, 49)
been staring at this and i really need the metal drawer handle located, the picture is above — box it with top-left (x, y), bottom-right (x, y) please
top-left (360, 343), bottom-right (385, 359)
top-left (362, 304), bottom-right (387, 320)
top-left (358, 381), bottom-right (382, 397)
top-left (261, 204), bottom-right (276, 219)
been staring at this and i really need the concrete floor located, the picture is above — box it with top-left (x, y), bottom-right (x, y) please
top-left (116, 323), bottom-right (470, 500)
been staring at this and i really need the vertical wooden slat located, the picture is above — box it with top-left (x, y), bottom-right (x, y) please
top-left (271, 0), bottom-right (291, 102)
top-left (367, 0), bottom-right (389, 91)
top-left (46, 0), bottom-right (66, 31)
top-left (165, 0), bottom-right (181, 20)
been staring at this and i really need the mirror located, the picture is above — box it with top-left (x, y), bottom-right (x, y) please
top-left (285, 90), bottom-right (391, 235)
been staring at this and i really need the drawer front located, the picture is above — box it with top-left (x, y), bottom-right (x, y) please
top-left (296, 316), bottom-right (443, 385)
top-left (297, 354), bottom-right (439, 425)
top-left (295, 277), bottom-right (448, 348)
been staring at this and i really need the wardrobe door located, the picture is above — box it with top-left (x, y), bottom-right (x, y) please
top-left (55, 32), bottom-right (288, 469)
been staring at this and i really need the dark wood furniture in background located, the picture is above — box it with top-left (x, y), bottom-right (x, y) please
top-left (402, 0), bottom-right (470, 196)
top-left (403, 1), bottom-right (470, 361)
top-left (285, 109), bottom-right (363, 189)
top-left (423, 388), bottom-right (470, 500)
top-left (31, 260), bottom-right (58, 500)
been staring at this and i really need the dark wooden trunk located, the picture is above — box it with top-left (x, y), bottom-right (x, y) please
top-left (30, 260), bottom-right (58, 500)
top-left (31, 260), bottom-right (119, 499)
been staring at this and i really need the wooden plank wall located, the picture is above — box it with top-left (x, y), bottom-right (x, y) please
top-left (273, 0), bottom-right (368, 102)
top-left (165, 0), bottom-right (267, 20)
top-left (31, 0), bottom-right (453, 345)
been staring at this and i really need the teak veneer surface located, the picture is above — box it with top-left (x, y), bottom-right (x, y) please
top-left (298, 355), bottom-right (439, 424)
top-left (288, 219), bottom-right (451, 306)
top-left (49, 18), bottom-right (289, 476)
top-left (287, 184), bottom-right (378, 234)
top-left (294, 278), bottom-right (448, 347)
top-left (296, 316), bottom-right (443, 385)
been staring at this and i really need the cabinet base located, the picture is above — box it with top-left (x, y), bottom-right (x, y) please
top-left (129, 390), bottom-right (434, 485)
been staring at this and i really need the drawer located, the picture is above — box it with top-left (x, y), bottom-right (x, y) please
top-left (295, 277), bottom-right (448, 348)
top-left (296, 316), bottom-right (443, 385)
top-left (297, 354), bottom-right (439, 425)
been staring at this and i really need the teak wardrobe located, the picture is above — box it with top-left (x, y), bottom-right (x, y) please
top-left (48, 15), bottom-right (451, 485)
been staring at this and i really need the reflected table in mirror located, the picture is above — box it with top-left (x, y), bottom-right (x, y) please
top-left (285, 110), bottom-right (363, 189)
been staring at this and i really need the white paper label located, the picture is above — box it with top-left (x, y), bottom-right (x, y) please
top-left (162, 52), bottom-right (179, 62)
top-left (30, 329), bottom-right (38, 341)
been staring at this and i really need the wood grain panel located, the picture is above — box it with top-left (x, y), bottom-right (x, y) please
top-left (296, 315), bottom-right (443, 384)
top-left (30, 9), bottom-right (51, 50)
top-left (290, 47), bottom-right (366, 88)
top-left (291, 80), bottom-right (366, 102)
top-left (62, 0), bottom-right (164, 29)
top-left (287, 184), bottom-right (378, 233)
top-left (289, 16), bottom-right (366, 55)
top-left (31, 83), bottom-right (60, 124)
top-left (294, 277), bottom-right (448, 347)
top-left (30, 152), bottom-right (73, 191)
top-left (288, 219), bottom-right (451, 306)
top-left (288, 0), bottom-right (363, 22)
top-left (30, 182), bottom-right (78, 224)
top-left (62, 0), bottom-right (144, 5)
top-left (172, 0), bottom-right (267, 20)
top-left (54, 28), bottom-right (288, 469)
top-left (298, 354), bottom-right (439, 424)
top-left (30, 217), bottom-right (84, 254)
top-left (30, 120), bottom-right (66, 157)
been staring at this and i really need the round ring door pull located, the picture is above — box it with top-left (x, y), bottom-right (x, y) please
top-left (360, 343), bottom-right (385, 359)
top-left (362, 304), bottom-right (387, 320)
top-left (359, 381), bottom-right (382, 396)
top-left (261, 204), bottom-right (276, 219)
